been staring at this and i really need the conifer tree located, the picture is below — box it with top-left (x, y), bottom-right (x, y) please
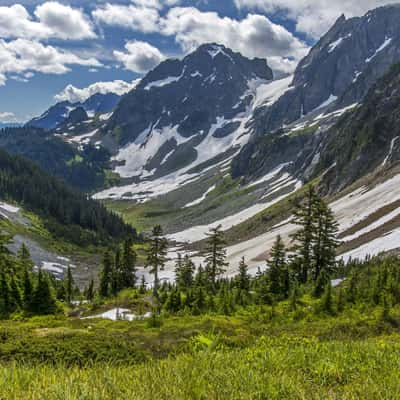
top-left (17, 244), bottom-right (34, 273)
top-left (65, 266), bottom-right (74, 305)
top-left (22, 266), bottom-right (33, 310)
top-left (10, 275), bottom-right (22, 310)
top-left (86, 279), bottom-right (95, 302)
top-left (312, 201), bottom-right (339, 281)
top-left (121, 238), bottom-right (137, 288)
top-left (267, 235), bottom-right (287, 298)
top-left (145, 225), bottom-right (168, 300)
top-left (99, 250), bottom-right (113, 297)
top-left (204, 225), bottom-right (228, 290)
top-left (139, 275), bottom-right (147, 294)
top-left (30, 269), bottom-right (57, 315)
top-left (290, 186), bottom-right (319, 283)
top-left (0, 270), bottom-right (10, 315)
top-left (237, 257), bottom-right (250, 292)
top-left (175, 254), bottom-right (195, 291)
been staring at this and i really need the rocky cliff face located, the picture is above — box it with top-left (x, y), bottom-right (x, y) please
top-left (252, 4), bottom-right (400, 135)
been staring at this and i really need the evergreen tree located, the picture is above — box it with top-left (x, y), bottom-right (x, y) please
top-left (17, 244), bottom-right (34, 273)
top-left (145, 225), bottom-right (168, 301)
top-left (99, 251), bottom-right (113, 297)
top-left (10, 275), bottom-right (22, 311)
top-left (30, 269), bottom-right (57, 315)
top-left (290, 186), bottom-right (319, 283)
top-left (204, 225), bottom-right (228, 290)
top-left (139, 275), bottom-right (147, 294)
top-left (121, 238), bottom-right (137, 288)
top-left (22, 267), bottom-right (33, 310)
top-left (312, 201), bottom-right (339, 281)
top-left (65, 266), bottom-right (74, 305)
top-left (236, 257), bottom-right (250, 292)
top-left (175, 254), bottom-right (195, 291)
top-left (0, 270), bottom-right (10, 315)
top-left (267, 235), bottom-right (287, 298)
top-left (86, 279), bottom-right (95, 302)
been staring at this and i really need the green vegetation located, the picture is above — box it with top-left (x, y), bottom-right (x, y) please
top-left (2, 186), bottom-right (400, 398)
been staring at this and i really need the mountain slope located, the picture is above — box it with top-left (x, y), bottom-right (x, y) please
top-left (0, 147), bottom-right (137, 246)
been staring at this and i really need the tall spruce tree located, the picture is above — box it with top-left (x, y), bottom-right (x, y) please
top-left (290, 186), bottom-right (319, 283)
top-left (268, 235), bottom-right (288, 299)
top-left (121, 238), bottom-right (137, 288)
top-left (204, 225), bottom-right (228, 290)
top-left (175, 254), bottom-right (195, 291)
top-left (237, 257), bottom-right (250, 291)
top-left (99, 250), bottom-right (113, 297)
top-left (65, 266), bottom-right (74, 305)
top-left (30, 269), bottom-right (57, 315)
top-left (312, 200), bottom-right (339, 282)
top-left (145, 225), bottom-right (168, 300)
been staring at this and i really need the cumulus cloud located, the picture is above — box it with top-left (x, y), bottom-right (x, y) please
top-left (55, 79), bottom-right (141, 103)
top-left (160, 7), bottom-right (308, 73)
top-left (114, 40), bottom-right (165, 73)
top-left (0, 39), bottom-right (101, 83)
top-left (234, 0), bottom-right (397, 38)
top-left (0, 111), bottom-right (16, 122)
top-left (0, 2), bottom-right (96, 40)
top-left (34, 2), bottom-right (96, 40)
top-left (92, 3), bottom-right (160, 32)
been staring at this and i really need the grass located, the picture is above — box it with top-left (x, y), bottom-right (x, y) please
top-left (1, 293), bottom-right (400, 398)
top-left (0, 334), bottom-right (399, 399)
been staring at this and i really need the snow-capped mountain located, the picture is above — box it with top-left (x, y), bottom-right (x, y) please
top-left (27, 92), bottom-right (121, 130)
top-left (94, 43), bottom-right (277, 200)
top-left (252, 4), bottom-right (400, 135)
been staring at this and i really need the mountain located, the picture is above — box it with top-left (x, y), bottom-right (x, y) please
top-left (251, 4), bottom-right (400, 135)
top-left (94, 43), bottom-right (275, 200)
top-left (27, 92), bottom-right (120, 130)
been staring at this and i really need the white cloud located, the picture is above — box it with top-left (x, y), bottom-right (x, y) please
top-left (0, 111), bottom-right (16, 122)
top-left (114, 40), bottom-right (165, 73)
top-left (0, 39), bottom-right (101, 83)
top-left (34, 2), bottom-right (96, 40)
top-left (92, 3), bottom-right (160, 33)
top-left (234, 0), bottom-right (397, 38)
top-left (55, 79), bottom-right (141, 103)
top-left (160, 7), bottom-right (308, 73)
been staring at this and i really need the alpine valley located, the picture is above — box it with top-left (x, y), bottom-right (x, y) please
top-left (3, 3), bottom-right (400, 398)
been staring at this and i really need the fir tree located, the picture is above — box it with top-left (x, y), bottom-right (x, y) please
top-left (0, 270), bottom-right (10, 315)
top-left (312, 200), bottom-right (339, 281)
top-left (30, 269), bottom-right (57, 315)
top-left (65, 266), bottom-right (74, 305)
top-left (121, 238), bottom-right (137, 288)
top-left (267, 235), bottom-right (287, 298)
top-left (145, 225), bottom-right (168, 301)
top-left (86, 279), bottom-right (95, 302)
top-left (99, 251), bottom-right (113, 297)
top-left (204, 225), bottom-right (228, 290)
top-left (175, 254), bottom-right (195, 291)
top-left (17, 244), bottom-right (34, 273)
top-left (236, 257), bottom-right (250, 292)
top-left (139, 275), bottom-right (147, 294)
top-left (22, 267), bottom-right (33, 310)
top-left (290, 186), bottom-right (319, 283)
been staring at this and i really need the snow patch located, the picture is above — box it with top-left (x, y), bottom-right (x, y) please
top-left (366, 37), bottom-right (392, 63)
top-left (0, 202), bottom-right (20, 213)
top-left (184, 184), bottom-right (216, 208)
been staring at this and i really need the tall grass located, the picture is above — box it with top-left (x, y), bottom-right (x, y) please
top-left (1, 335), bottom-right (399, 399)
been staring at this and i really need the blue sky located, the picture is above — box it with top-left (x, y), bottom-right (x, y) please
top-left (0, 0), bottom-right (393, 122)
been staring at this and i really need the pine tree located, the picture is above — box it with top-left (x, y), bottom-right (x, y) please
top-left (121, 238), bottom-right (137, 288)
top-left (99, 251), bottom-right (113, 297)
top-left (312, 200), bottom-right (339, 282)
top-left (320, 281), bottom-right (334, 315)
top-left (290, 186), bottom-right (319, 283)
top-left (86, 279), bottom-right (95, 302)
top-left (65, 266), bottom-right (74, 305)
top-left (139, 275), bottom-right (147, 294)
top-left (267, 235), bottom-right (287, 298)
top-left (175, 254), bottom-right (195, 291)
top-left (237, 257), bottom-right (250, 291)
top-left (30, 269), bottom-right (57, 315)
top-left (17, 244), bottom-right (34, 273)
top-left (10, 275), bottom-right (22, 311)
top-left (22, 267), bottom-right (33, 310)
top-left (145, 225), bottom-right (168, 301)
top-left (204, 225), bottom-right (228, 290)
